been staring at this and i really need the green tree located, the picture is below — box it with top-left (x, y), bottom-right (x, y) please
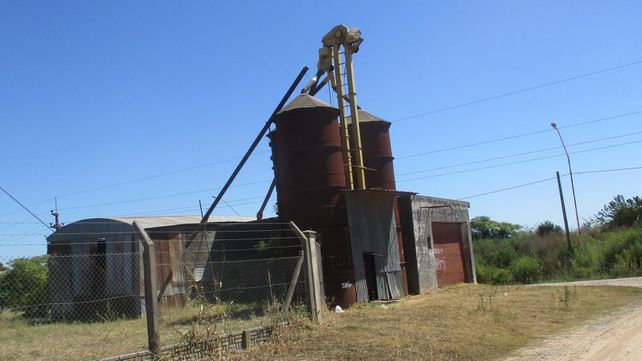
top-left (596, 195), bottom-right (642, 229)
top-left (0, 262), bottom-right (7, 272)
top-left (0, 255), bottom-right (49, 318)
top-left (536, 221), bottom-right (563, 237)
top-left (470, 216), bottom-right (522, 240)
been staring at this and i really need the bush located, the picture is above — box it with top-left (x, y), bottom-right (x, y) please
top-left (475, 263), bottom-right (514, 285)
top-left (511, 256), bottom-right (542, 284)
top-left (474, 238), bottom-right (517, 269)
top-left (570, 236), bottom-right (604, 279)
top-left (0, 255), bottom-right (49, 318)
top-left (536, 221), bottom-right (563, 237)
top-left (471, 216), bottom-right (521, 240)
top-left (472, 210), bottom-right (642, 285)
top-left (602, 228), bottom-right (642, 276)
top-left (596, 195), bottom-right (642, 229)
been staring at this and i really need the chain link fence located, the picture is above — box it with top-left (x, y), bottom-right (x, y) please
top-left (0, 221), bottom-right (317, 360)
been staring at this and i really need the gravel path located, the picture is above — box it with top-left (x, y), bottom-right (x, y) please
top-left (532, 277), bottom-right (642, 289)
top-left (504, 277), bottom-right (642, 361)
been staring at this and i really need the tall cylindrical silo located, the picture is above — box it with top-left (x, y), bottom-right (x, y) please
top-left (348, 110), bottom-right (409, 295)
top-left (270, 94), bottom-right (357, 306)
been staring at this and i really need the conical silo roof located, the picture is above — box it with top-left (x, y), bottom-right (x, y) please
top-left (346, 109), bottom-right (386, 124)
top-left (276, 94), bottom-right (339, 117)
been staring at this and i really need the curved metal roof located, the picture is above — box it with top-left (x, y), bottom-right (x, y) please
top-left (46, 215), bottom-right (254, 243)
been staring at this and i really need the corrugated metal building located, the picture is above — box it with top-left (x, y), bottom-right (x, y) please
top-left (46, 215), bottom-right (253, 320)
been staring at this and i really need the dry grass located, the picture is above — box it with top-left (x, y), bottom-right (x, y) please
top-left (2, 285), bottom-right (639, 360)
top-left (235, 284), bottom-right (642, 361)
top-left (0, 313), bottom-right (148, 360)
top-left (0, 302), bottom-right (277, 361)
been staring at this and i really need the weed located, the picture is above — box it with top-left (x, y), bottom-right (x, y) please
top-left (475, 286), bottom-right (499, 312)
top-left (556, 286), bottom-right (577, 310)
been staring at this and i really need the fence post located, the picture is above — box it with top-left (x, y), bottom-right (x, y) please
top-left (289, 222), bottom-right (323, 322)
top-left (242, 330), bottom-right (251, 349)
top-left (304, 230), bottom-right (323, 322)
top-left (282, 250), bottom-right (305, 318)
top-left (133, 221), bottom-right (161, 356)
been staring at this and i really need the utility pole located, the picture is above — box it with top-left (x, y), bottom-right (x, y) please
top-left (556, 171), bottom-right (573, 257)
top-left (551, 122), bottom-right (581, 233)
top-left (50, 197), bottom-right (63, 231)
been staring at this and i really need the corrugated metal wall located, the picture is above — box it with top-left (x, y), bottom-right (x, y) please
top-left (345, 191), bottom-right (403, 302)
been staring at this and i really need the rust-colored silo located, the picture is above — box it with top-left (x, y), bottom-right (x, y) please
top-left (348, 110), bottom-right (396, 190)
top-left (348, 110), bottom-right (409, 296)
top-left (270, 94), bottom-right (357, 306)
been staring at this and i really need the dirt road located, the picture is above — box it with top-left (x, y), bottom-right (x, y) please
top-left (504, 277), bottom-right (642, 361)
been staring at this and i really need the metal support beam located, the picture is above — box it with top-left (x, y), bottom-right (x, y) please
top-left (301, 68), bottom-right (325, 94)
top-left (201, 66), bottom-right (309, 222)
top-left (256, 178), bottom-right (276, 220)
top-left (309, 76), bottom-right (328, 96)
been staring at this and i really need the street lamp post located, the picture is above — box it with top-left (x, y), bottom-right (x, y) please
top-left (551, 122), bottom-right (581, 233)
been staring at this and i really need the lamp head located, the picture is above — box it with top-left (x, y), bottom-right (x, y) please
top-left (551, 122), bottom-right (558, 129)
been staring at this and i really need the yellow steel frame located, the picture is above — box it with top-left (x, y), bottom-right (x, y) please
top-left (319, 25), bottom-right (367, 190)
top-left (343, 48), bottom-right (366, 190)
top-left (332, 44), bottom-right (355, 190)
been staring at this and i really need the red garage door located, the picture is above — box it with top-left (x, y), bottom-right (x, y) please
top-left (432, 222), bottom-right (465, 287)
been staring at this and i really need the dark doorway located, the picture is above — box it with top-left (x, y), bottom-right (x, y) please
top-left (363, 253), bottom-right (378, 301)
top-left (91, 238), bottom-right (107, 296)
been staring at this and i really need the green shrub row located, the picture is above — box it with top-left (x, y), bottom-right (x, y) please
top-left (474, 227), bottom-right (642, 284)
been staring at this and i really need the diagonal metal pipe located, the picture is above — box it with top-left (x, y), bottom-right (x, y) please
top-left (201, 66), bottom-right (309, 222)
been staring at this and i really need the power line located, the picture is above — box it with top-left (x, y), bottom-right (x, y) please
top-left (0, 186), bottom-right (51, 231)
top-left (397, 139), bottom-right (642, 183)
top-left (397, 129), bottom-right (642, 177)
top-left (457, 165), bottom-right (642, 200)
top-left (4, 107), bottom-right (639, 221)
top-left (58, 195), bottom-right (272, 222)
top-left (57, 179), bottom-right (271, 211)
top-left (391, 60), bottom-right (642, 123)
top-left (3, 60), bottom-right (640, 219)
top-left (575, 166), bottom-right (642, 175)
top-left (57, 152), bottom-right (270, 200)
top-left (46, 110), bottom-right (642, 215)
top-left (0, 221), bottom-right (39, 224)
top-left (0, 151), bottom-right (271, 218)
top-left (458, 176), bottom-right (558, 200)
top-left (396, 110), bottom-right (642, 160)
top-left (213, 196), bottom-right (240, 216)
top-left (9, 128), bottom-right (639, 217)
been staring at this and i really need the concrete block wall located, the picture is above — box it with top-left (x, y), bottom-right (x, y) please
top-left (398, 194), bottom-right (476, 294)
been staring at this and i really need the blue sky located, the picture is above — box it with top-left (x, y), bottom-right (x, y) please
top-left (1, 1), bottom-right (641, 259)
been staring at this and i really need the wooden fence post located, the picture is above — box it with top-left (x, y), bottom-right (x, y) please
top-left (133, 221), bottom-right (161, 356)
top-left (242, 330), bottom-right (251, 349)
